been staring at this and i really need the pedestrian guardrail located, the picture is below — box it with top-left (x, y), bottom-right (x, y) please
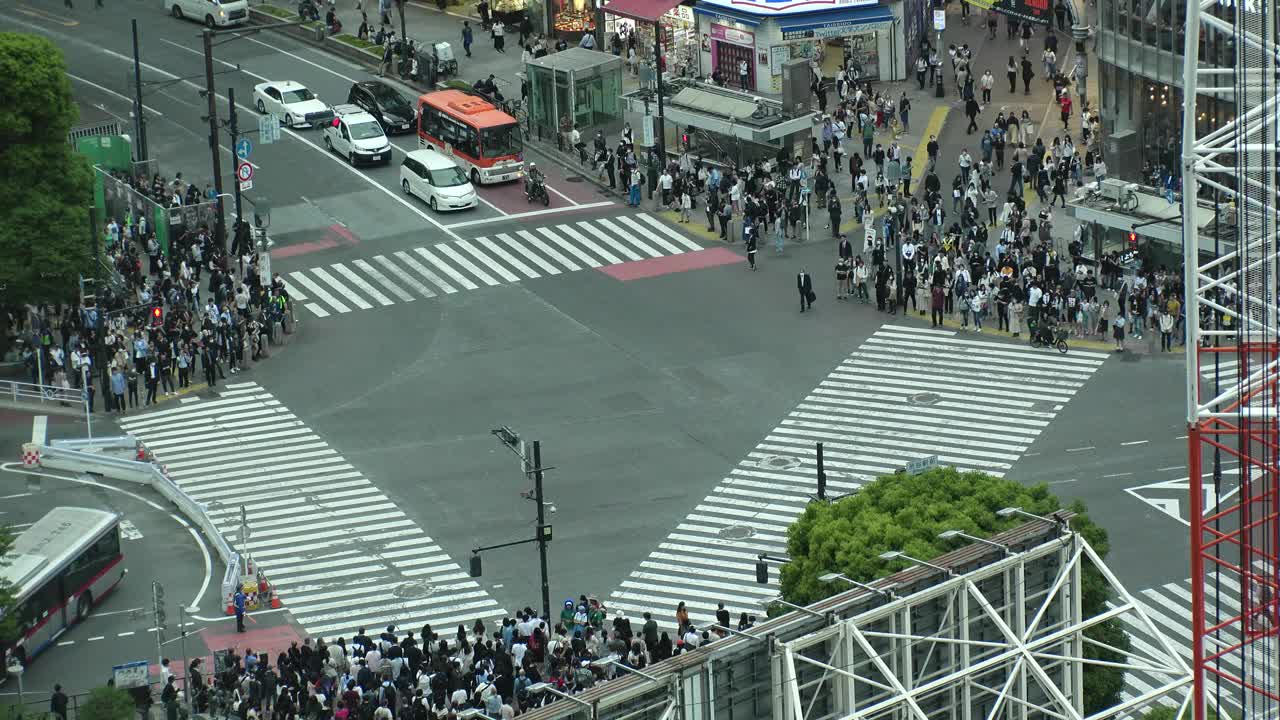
top-left (0, 379), bottom-right (82, 407)
top-left (49, 436), bottom-right (137, 451)
top-left (34, 441), bottom-right (241, 603)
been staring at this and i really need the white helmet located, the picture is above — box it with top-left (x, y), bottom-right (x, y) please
top-left (528, 162), bottom-right (536, 168)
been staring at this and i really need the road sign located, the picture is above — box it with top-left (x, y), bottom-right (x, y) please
top-left (112, 661), bottom-right (150, 689)
top-left (905, 455), bottom-right (940, 475)
top-left (239, 180), bottom-right (253, 192)
top-left (235, 137), bottom-right (253, 160)
top-left (933, 9), bottom-right (946, 31)
top-left (237, 162), bottom-right (254, 183)
top-left (260, 114), bottom-right (282, 144)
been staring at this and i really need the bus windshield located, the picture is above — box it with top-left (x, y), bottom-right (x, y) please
top-left (481, 124), bottom-right (521, 159)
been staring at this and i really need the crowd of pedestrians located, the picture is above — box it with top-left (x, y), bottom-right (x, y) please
top-left (144, 597), bottom-right (757, 720)
top-left (2, 169), bottom-right (295, 410)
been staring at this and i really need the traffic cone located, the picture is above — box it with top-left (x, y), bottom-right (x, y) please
top-left (270, 588), bottom-right (282, 609)
top-left (226, 598), bottom-right (235, 616)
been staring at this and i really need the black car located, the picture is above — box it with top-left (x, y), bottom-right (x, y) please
top-left (347, 80), bottom-right (417, 134)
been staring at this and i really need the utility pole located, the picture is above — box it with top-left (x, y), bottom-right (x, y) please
top-left (228, 86), bottom-right (244, 231)
top-left (532, 440), bottom-right (550, 623)
top-left (202, 29), bottom-right (226, 249)
top-left (131, 19), bottom-right (148, 163)
top-left (653, 30), bottom-right (665, 168)
top-left (816, 442), bottom-right (826, 501)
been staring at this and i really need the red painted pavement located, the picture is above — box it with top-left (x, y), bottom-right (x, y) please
top-left (600, 247), bottom-right (742, 281)
top-left (272, 238), bottom-right (338, 259)
top-left (478, 160), bottom-right (605, 213)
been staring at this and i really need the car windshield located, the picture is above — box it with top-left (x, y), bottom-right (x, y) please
top-left (428, 166), bottom-right (468, 187)
top-left (281, 88), bottom-right (316, 104)
top-left (369, 84), bottom-right (410, 110)
top-left (481, 123), bottom-right (521, 159)
top-left (349, 121), bottom-right (384, 140)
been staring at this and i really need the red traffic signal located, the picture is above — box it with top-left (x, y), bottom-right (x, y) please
top-left (1128, 232), bottom-right (1138, 246)
top-left (151, 306), bottom-right (163, 325)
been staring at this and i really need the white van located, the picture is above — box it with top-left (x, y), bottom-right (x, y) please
top-left (168, 0), bottom-right (249, 27)
top-left (400, 149), bottom-right (478, 212)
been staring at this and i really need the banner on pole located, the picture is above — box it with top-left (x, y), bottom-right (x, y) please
top-left (962, 0), bottom-right (1051, 24)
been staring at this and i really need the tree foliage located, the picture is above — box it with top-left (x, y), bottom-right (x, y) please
top-left (0, 33), bottom-right (96, 305)
top-left (80, 687), bottom-right (137, 720)
top-left (780, 467), bottom-right (1125, 714)
top-left (0, 524), bottom-right (17, 645)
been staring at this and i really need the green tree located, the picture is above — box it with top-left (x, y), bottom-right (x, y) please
top-left (80, 687), bottom-right (137, 720)
top-left (781, 467), bottom-right (1128, 715)
top-left (0, 524), bottom-right (17, 645)
top-left (0, 33), bottom-right (96, 309)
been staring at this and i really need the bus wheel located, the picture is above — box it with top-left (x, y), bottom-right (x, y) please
top-left (470, 168), bottom-right (480, 186)
top-left (76, 592), bottom-right (93, 622)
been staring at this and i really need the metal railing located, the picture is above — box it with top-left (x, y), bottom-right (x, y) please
top-left (0, 379), bottom-right (83, 407)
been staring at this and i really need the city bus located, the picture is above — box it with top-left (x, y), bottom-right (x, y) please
top-left (417, 90), bottom-right (524, 186)
top-left (0, 507), bottom-right (125, 668)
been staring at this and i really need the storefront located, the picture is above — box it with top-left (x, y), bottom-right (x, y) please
top-left (551, 0), bottom-right (598, 37)
top-left (692, 0), bottom-right (908, 95)
top-left (601, 0), bottom-right (699, 74)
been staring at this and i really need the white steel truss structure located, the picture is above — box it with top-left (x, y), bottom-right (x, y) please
top-left (776, 537), bottom-right (1193, 720)
top-left (1181, 0), bottom-right (1280, 719)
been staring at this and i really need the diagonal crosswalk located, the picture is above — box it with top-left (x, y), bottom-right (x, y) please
top-left (1116, 565), bottom-right (1277, 716)
top-left (609, 324), bottom-right (1111, 631)
top-left (118, 382), bottom-right (505, 638)
top-left (284, 214), bottom-right (701, 318)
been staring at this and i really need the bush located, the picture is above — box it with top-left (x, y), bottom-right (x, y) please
top-left (80, 687), bottom-right (136, 720)
top-left (254, 3), bottom-right (293, 18)
top-left (781, 467), bottom-right (1125, 715)
top-left (333, 34), bottom-right (380, 52)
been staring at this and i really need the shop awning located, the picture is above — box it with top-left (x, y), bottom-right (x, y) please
top-left (604, 0), bottom-right (685, 23)
top-left (691, 3), bottom-right (762, 26)
top-left (776, 5), bottom-right (895, 38)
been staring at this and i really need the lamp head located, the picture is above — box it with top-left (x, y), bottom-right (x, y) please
top-left (996, 507), bottom-right (1019, 517)
top-left (817, 572), bottom-right (841, 582)
top-left (878, 551), bottom-right (903, 561)
top-left (938, 530), bottom-right (963, 540)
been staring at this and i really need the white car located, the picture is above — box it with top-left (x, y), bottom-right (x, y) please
top-left (323, 105), bottom-right (392, 166)
top-left (253, 81), bottom-right (333, 129)
top-left (400, 149), bottom-right (478, 212)
top-left (168, 0), bottom-right (248, 27)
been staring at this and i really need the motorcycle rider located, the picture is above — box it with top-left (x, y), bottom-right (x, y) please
top-left (525, 162), bottom-right (545, 199)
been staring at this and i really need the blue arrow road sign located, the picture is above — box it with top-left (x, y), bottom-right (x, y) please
top-left (235, 137), bottom-right (253, 160)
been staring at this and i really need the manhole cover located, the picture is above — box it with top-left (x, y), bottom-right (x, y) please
top-left (1030, 400), bottom-right (1057, 412)
top-left (392, 581), bottom-right (438, 599)
top-left (565, 176), bottom-right (585, 182)
top-left (718, 525), bottom-right (756, 540)
top-left (757, 455), bottom-right (802, 470)
top-left (910, 392), bottom-right (942, 406)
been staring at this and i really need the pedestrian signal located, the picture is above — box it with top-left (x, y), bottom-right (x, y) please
top-left (151, 307), bottom-right (163, 326)
top-left (755, 558), bottom-right (768, 584)
top-left (1128, 231), bottom-right (1138, 246)
top-left (469, 553), bottom-right (482, 578)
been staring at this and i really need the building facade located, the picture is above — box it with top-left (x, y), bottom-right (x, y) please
top-left (1095, 0), bottom-right (1235, 182)
top-left (691, 0), bottom-right (929, 95)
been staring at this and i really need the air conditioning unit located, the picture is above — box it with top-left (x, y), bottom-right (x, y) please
top-left (1098, 178), bottom-right (1138, 202)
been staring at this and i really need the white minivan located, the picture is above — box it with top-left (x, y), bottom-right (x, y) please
top-left (168, 0), bottom-right (249, 27)
top-left (400, 149), bottom-right (478, 212)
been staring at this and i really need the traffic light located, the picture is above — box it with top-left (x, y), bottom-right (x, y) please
top-left (1128, 231), bottom-right (1138, 246)
top-left (755, 557), bottom-right (769, 584)
top-left (150, 306), bottom-right (163, 327)
top-left (469, 553), bottom-right (482, 578)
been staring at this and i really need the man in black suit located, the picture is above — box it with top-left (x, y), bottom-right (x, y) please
top-left (798, 269), bottom-right (814, 312)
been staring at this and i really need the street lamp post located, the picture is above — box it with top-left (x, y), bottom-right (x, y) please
top-left (997, 506), bottom-right (1069, 532)
top-left (938, 529), bottom-right (1014, 556)
top-left (131, 19), bottom-right (149, 162)
top-left (202, 29), bottom-right (227, 248)
top-left (817, 572), bottom-right (898, 599)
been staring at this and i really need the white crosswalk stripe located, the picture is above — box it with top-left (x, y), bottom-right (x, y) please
top-left (117, 382), bottom-right (505, 639)
top-left (284, 214), bottom-right (703, 317)
top-left (609, 325), bottom-right (1109, 632)
top-left (1115, 565), bottom-right (1278, 717)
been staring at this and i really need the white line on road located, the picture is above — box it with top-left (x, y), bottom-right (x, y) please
top-left (117, 631), bottom-right (136, 637)
top-left (1065, 446), bottom-right (1096, 452)
top-left (69, 73), bottom-right (165, 116)
top-left (1157, 465), bottom-right (1186, 472)
top-left (1121, 440), bottom-right (1150, 446)
top-left (1048, 479), bottom-right (1079, 485)
top-left (1102, 472), bottom-right (1134, 478)
top-left (444, 201), bottom-right (615, 228)
top-left (88, 636), bottom-right (105, 642)
top-left (0, 492), bottom-right (32, 500)
top-left (236, 34), bottom-right (360, 84)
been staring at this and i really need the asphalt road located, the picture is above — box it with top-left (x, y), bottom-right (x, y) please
top-left (2, 0), bottom-right (1204, 696)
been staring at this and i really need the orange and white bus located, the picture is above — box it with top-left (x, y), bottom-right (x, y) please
top-left (1, 507), bottom-right (125, 669)
top-left (417, 90), bottom-right (524, 186)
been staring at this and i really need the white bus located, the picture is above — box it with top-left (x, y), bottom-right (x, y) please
top-left (1, 507), bottom-right (126, 668)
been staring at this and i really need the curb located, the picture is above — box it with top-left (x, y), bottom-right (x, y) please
top-left (247, 7), bottom-right (382, 68)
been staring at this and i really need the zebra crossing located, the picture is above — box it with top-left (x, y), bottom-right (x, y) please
top-left (285, 214), bottom-right (702, 318)
top-left (1116, 567), bottom-right (1277, 717)
top-left (117, 382), bottom-right (505, 639)
top-left (608, 324), bottom-right (1111, 631)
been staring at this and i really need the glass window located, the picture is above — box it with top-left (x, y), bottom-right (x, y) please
top-left (370, 83), bottom-right (411, 110)
top-left (348, 121), bottom-right (384, 140)
top-left (282, 87), bottom-right (316, 104)
top-left (428, 166), bottom-right (468, 187)
top-left (480, 124), bottom-right (521, 158)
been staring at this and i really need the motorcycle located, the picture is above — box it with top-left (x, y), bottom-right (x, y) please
top-left (1028, 318), bottom-right (1069, 354)
top-left (525, 176), bottom-right (549, 206)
